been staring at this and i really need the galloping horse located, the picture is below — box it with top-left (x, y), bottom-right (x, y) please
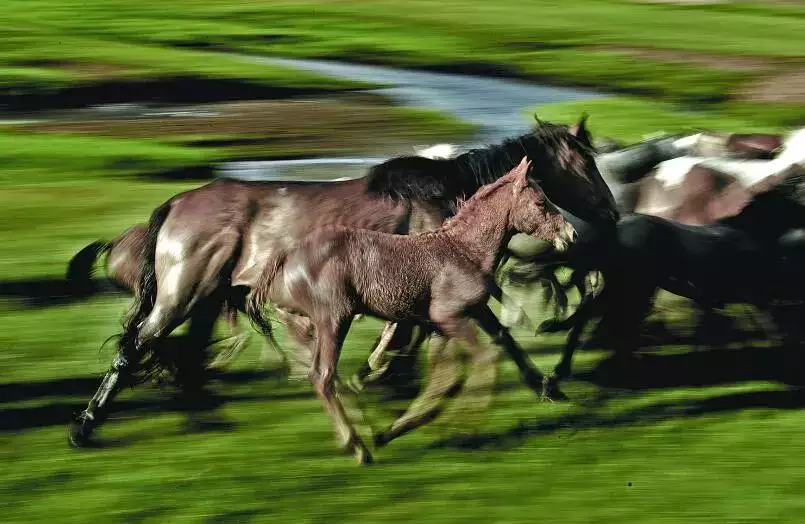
top-left (68, 117), bottom-right (617, 448)
top-left (246, 157), bottom-right (575, 464)
top-left (63, 143), bottom-right (466, 371)
top-left (537, 168), bottom-right (805, 398)
top-left (66, 226), bottom-right (252, 370)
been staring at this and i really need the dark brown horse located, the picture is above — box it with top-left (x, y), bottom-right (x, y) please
top-left (246, 157), bottom-right (574, 463)
top-left (68, 117), bottom-right (618, 448)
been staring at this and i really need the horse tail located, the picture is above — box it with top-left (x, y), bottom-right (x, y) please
top-left (245, 250), bottom-right (289, 345)
top-left (118, 200), bottom-right (173, 372)
top-left (66, 240), bottom-right (112, 297)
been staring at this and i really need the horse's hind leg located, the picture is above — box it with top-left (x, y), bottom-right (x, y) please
top-left (175, 296), bottom-right (228, 430)
top-left (69, 237), bottom-right (235, 446)
top-left (310, 317), bottom-right (372, 465)
top-left (208, 304), bottom-right (247, 370)
top-left (68, 297), bottom-right (184, 448)
top-left (374, 333), bottom-right (461, 447)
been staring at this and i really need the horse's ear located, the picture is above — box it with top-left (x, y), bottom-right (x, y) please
top-left (570, 113), bottom-right (589, 137)
top-left (512, 156), bottom-right (531, 192)
top-left (533, 113), bottom-right (543, 125)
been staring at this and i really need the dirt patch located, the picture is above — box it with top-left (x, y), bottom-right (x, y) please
top-left (15, 59), bottom-right (139, 79)
top-left (0, 77), bottom-right (347, 112)
top-left (630, 0), bottom-right (731, 4)
top-left (589, 45), bottom-right (771, 72)
top-left (590, 45), bottom-right (805, 103)
top-left (19, 96), bottom-right (471, 159)
top-left (740, 69), bottom-right (805, 104)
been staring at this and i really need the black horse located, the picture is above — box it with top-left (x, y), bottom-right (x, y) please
top-left (538, 170), bottom-right (805, 396)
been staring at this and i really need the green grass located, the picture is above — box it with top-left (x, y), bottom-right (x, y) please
top-left (4, 1), bottom-right (805, 522)
top-left (534, 97), bottom-right (805, 142)
top-left (3, 99), bottom-right (805, 522)
top-left (2, 0), bottom-right (805, 109)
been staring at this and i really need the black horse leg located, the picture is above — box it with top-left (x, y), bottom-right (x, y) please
top-left (68, 345), bottom-right (138, 447)
top-left (543, 284), bottom-right (606, 398)
top-left (175, 297), bottom-right (224, 431)
top-left (538, 269), bottom-right (590, 333)
top-left (471, 305), bottom-right (557, 399)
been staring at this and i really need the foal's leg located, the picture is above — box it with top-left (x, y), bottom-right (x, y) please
top-left (275, 309), bottom-right (315, 380)
top-left (311, 317), bottom-right (372, 465)
top-left (374, 333), bottom-right (462, 447)
top-left (470, 304), bottom-right (562, 400)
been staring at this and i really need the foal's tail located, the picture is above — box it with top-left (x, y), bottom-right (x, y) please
top-left (245, 250), bottom-right (289, 346)
top-left (66, 240), bottom-right (112, 297)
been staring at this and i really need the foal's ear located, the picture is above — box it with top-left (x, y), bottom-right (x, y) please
top-left (512, 156), bottom-right (532, 192)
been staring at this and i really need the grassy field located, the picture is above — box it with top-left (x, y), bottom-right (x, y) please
top-left (3, 0), bottom-right (805, 109)
top-left (3, 103), bottom-right (805, 522)
top-left (4, 1), bottom-right (805, 523)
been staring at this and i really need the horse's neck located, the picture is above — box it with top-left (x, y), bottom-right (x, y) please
top-left (442, 193), bottom-right (511, 272)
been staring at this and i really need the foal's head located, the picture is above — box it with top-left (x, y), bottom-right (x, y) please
top-left (530, 115), bottom-right (619, 229)
top-left (507, 157), bottom-right (577, 252)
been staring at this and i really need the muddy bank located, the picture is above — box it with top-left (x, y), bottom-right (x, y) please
top-left (0, 76), bottom-right (353, 113)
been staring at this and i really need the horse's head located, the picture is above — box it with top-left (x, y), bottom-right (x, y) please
top-left (531, 114), bottom-right (619, 230)
top-left (508, 157), bottom-right (577, 252)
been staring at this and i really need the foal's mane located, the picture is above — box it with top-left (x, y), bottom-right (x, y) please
top-left (365, 122), bottom-right (582, 205)
top-left (440, 164), bottom-right (530, 231)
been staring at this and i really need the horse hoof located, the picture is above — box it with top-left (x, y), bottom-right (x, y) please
top-left (540, 378), bottom-right (569, 403)
top-left (373, 430), bottom-right (389, 449)
top-left (355, 445), bottom-right (374, 466)
top-left (67, 417), bottom-right (95, 449)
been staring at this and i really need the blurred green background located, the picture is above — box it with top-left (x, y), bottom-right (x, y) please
top-left (2, 1), bottom-right (805, 522)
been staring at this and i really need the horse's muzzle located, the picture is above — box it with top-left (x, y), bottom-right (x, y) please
top-left (553, 222), bottom-right (577, 252)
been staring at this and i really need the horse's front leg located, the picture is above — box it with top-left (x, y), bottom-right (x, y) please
top-left (470, 304), bottom-right (559, 400)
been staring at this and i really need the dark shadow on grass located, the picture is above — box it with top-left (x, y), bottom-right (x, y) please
top-left (430, 386), bottom-right (805, 453)
top-left (576, 341), bottom-right (805, 390)
top-left (0, 277), bottom-right (125, 308)
top-left (0, 369), bottom-right (288, 405)
top-left (0, 366), bottom-right (314, 432)
top-left (0, 76), bottom-right (348, 113)
top-left (1, 383), bottom-right (313, 433)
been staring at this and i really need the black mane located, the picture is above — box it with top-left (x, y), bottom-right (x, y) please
top-left (366, 123), bottom-right (580, 210)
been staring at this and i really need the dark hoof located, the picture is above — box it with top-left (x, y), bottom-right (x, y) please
top-left (355, 444), bottom-right (374, 466)
top-left (373, 430), bottom-right (390, 449)
top-left (541, 377), bottom-right (569, 403)
top-left (67, 416), bottom-right (97, 449)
